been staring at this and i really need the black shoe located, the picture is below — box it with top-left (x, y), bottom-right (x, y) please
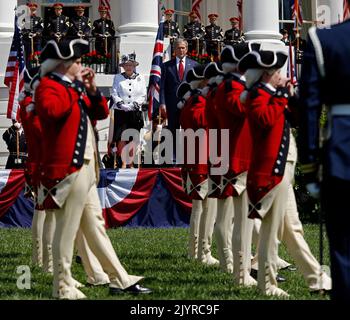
top-left (250, 269), bottom-right (258, 280)
top-left (310, 289), bottom-right (331, 296)
top-left (276, 274), bottom-right (286, 282)
top-left (75, 256), bottom-right (82, 264)
top-left (124, 284), bottom-right (152, 294)
top-left (109, 284), bottom-right (152, 295)
top-left (281, 265), bottom-right (297, 272)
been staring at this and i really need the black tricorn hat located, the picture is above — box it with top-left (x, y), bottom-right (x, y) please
top-left (40, 39), bottom-right (89, 63)
top-left (221, 42), bottom-right (262, 64)
top-left (185, 64), bottom-right (206, 83)
top-left (238, 50), bottom-right (288, 73)
top-left (176, 82), bottom-right (191, 99)
top-left (24, 66), bottom-right (40, 84)
top-left (204, 62), bottom-right (224, 79)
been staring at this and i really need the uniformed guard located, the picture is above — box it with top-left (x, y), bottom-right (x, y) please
top-left (291, 28), bottom-right (307, 64)
top-left (163, 9), bottom-right (181, 56)
top-left (92, 5), bottom-right (116, 56)
top-left (69, 6), bottom-right (92, 40)
top-left (224, 17), bottom-right (245, 46)
top-left (2, 120), bottom-right (27, 169)
top-left (163, 9), bottom-right (180, 39)
top-left (22, 2), bottom-right (43, 67)
top-left (183, 11), bottom-right (205, 54)
top-left (204, 14), bottom-right (223, 60)
top-left (298, 5), bottom-right (350, 300)
top-left (46, 3), bottom-right (70, 43)
top-left (280, 28), bottom-right (290, 46)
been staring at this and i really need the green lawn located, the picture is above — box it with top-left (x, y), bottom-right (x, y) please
top-left (0, 225), bottom-right (329, 300)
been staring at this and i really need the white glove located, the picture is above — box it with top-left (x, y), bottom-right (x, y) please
top-left (306, 182), bottom-right (321, 199)
top-left (116, 103), bottom-right (134, 112)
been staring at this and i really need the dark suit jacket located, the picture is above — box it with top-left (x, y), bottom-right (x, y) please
top-left (160, 57), bottom-right (198, 133)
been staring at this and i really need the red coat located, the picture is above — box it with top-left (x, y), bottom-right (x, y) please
top-left (180, 92), bottom-right (208, 200)
top-left (35, 74), bottom-right (109, 188)
top-left (215, 75), bottom-right (252, 197)
top-left (246, 83), bottom-right (290, 215)
top-left (19, 94), bottom-right (43, 189)
top-left (205, 85), bottom-right (222, 198)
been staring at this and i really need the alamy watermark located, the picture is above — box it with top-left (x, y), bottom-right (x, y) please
top-left (16, 265), bottom-right (31, 290)
top-left (120, 125), bottom-right (230, 175)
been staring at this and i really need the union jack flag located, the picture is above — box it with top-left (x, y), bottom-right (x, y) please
top-left (99, 0), bottom-right (111, 19)
top-left (344, 0), bottom-right (350, 20)
top-left (291, 0), bottom-right (303, 26)
top-left (147, 17), bottom-right (165, 120)
top-left (4, 13), bottom-right (26, 121)
top-left (192, 0), bottom-right (203, 21)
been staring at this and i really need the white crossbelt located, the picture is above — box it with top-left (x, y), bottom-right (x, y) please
top-left (330, 104), bottom-right (350, 116)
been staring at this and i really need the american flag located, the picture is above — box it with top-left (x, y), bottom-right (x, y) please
top-left (147, 17), bottom-right (165, 120)
top-left (291, 0), bottom-right (303, 26)
top-left (192, 0), bottom-right (203, 21)
top-left (100, 0), bottom-right (111, 19)
top-left (4, 14), bottom-right (26, 121)
top-left (344, 0), bottom-right (350, 20)
top-left (237, 0), bottom-right (243, 30)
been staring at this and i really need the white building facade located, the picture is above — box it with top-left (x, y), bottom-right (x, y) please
top-left (0, 0), bottom-right (344, 167)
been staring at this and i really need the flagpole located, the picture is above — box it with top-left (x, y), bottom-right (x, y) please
top-left (296, 0), bottom-right (300, 53)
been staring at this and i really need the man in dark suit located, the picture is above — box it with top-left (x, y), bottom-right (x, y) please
top-left (160, 38), bottom-right (198, 163)
top-left (298, 3), bottom-right (350, 300)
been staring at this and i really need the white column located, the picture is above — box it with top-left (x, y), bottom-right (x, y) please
top-left (117, 0), bottom-right (159, 78)
top-left (0, 0), bottom-right (17, 76)
top-left (118, 0), bottom-right (158, 35)
top-left (243, 0), bottom-right (282, 44)
top-left (316, 0), bottom-right (343, 26)
top-left (218, 0), bottom-right (238, 32)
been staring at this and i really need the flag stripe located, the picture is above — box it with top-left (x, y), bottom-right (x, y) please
top-left (192, 0), bottom-right (203, 21)
top-left (147, 17), bottom-right (165, 120)
top-left (344, 0), bottom-right (350, 20)
top-left (100, 0), bottom-right (111, 20)
top-left (4, 13), bottom-right (26, 120)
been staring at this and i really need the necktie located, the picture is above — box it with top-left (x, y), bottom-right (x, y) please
top-left (178, 59), bottom-right (184, 81)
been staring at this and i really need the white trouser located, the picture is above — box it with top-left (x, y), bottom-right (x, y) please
top-left (279, 179), bottom-right (332, 291)
top-left (42, 209), bottom-right (55, 273)
top-left (214, 197), bottom-right (234, 273)
top-left (232, 190), bottom-right (255, 285)
top-left (197, 198), bottom-right (218, 264)
top-left (251, 218), bottom-right (291, 271)
top-left (52, 158), bottom-right (142, 299)
top-left (257, 162), bottom-right (292, 295)
top-left (188, 199), bottom-right (204, 259)
top-left (31, 209), bottom-right (46, 267)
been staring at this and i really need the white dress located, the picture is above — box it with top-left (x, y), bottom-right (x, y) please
top-left (110, 72), bottom-right (147, 141)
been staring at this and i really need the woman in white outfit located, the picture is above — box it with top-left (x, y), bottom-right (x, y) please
top-left (111, 54), bottom-right (147, 168)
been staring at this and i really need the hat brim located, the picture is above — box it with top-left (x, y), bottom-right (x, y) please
top-left (238, 50), bottom-right (288, 73)
top-left (204, 62), bottom-right (224, 79)
top-left (176, 82), bottom-right (191, 98)
top-left (120, 61), bottom-right (139, 67)
top-left (40, 39), bottom-right (89, 62)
